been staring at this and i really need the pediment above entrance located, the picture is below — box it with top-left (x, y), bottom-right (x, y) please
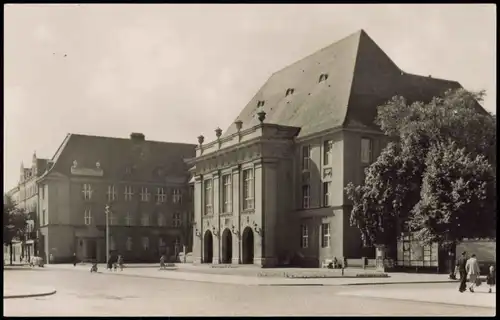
top-left (195, 139), bottom-right (294, 175)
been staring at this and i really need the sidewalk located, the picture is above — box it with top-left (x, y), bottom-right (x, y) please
top-left (339, 287), bottom-right (496, 309)
top-left (47, 263), bottom-right (457, 287)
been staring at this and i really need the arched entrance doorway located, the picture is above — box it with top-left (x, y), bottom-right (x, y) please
top-left (203, 231), bottom-right (213, 263)
top-left (242, 227), bottom-right (254, 264)
top-left (221, 229), bottom-right (232, 264)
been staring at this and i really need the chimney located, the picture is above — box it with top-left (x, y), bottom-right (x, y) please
top-left (130, 132), bottom-right (145, 141)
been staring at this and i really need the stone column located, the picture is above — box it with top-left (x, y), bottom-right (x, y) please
top-left (212, 171), bottom-right (221, 264)
top-left (252, 160), bottom-right (264, 266)
top-left (193, 175), bottom-right (203, 264)
top-left (261, 160), bottom-right (278, 267)
top-left (232, 166), bottom-right (241, 264)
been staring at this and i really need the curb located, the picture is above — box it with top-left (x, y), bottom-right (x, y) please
top-left (4, 289), bottom-right (57, 299)
top-left (55, 268), bottom-right (260, 286)
top-left (344, 280), bottom-right (458, 286)
top-left (49, 267), bottom-right (457, 287)
top-left (258, 283), bottom-right (325, 286)
top-left (338, 292), bottom-right (496, 309)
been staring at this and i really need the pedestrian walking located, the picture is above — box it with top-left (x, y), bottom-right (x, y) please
top-left (118, 255), bottom-right (124, 271)
top-left (107, 255), bottom-right (113, 271)
top-left (466, 253), bottom-right (481, 293)
top-left (73, 253), bottom-right (78, 267)
top-left (90, 260), bottom-right (98, 273)
top-left (457, 251), bottom-right (468, 292)
top-left (160, 254), bottom-right (166, 270)
top-left (486, 265), bottom-right (496, 293)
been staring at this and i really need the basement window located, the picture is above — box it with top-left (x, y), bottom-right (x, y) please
top-left (319, 74), bottom-right (329, 83)
top-left (257, 100), bottom-right (265, 108)
top-left (285, 88), bottom-right (295, 96)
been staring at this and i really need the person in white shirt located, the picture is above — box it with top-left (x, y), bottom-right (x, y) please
top-left (466, 253), bottom-right (481, 292)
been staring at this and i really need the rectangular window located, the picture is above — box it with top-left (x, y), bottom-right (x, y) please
top-left (204, 180), bottom-right (213, 215)
top-left (84, 208), bottom-right (92, 226)
top-left (323, 140), bottom-right (332, 165)
top-left (174, 237), bottom-right (181, 255)
top-left (302, 145), bottom-right (311, 171)
top-left (189, 186), bottom-right (194, 199)
top-left (172, 189), bottom-right (182, 204)
top-left (302, 185), bottom-right (310, 209)
top-left (42, 209), bottom-right (46, 226)
top-left (321, 223), bottom-right (331, 248)
top-left (397, 233), bottom-right (439, 267)
top-left (142, 237), bottom-right (149, 251)
top-left (301, 225), bottom-right (309, 248)
top-left (140, 187), bottom-right (151, 202)
top-left (156, 188), bottom-right (166, 204)
top-left (158, 237), bottom-right (166, 251)
top-left (82, 184), bottom-right (93, 200)
top-left (361, 165), bottom-right (369, 183)
top-left (41, 185), bottom-right (45, 200)
top-left (107, 185), bottom-right (116, 202)
top-left (124, 186), bottom-right (134, 201)
top-left (323, 182), bottom-right (331, 207)
top-left (141, 213), bottom-right (150, 226)
top-left (157, 213), bottom-right (165, 227)
top-left (125, 212), bottom-right (132, 226)
top-left (173, 212), bottom-right (182, 227)
top-left (126, 237), bottom-right (133, 251)
top-left (361, 138), bottom-right (373, 164)
top-left (108, 211), bottom-right (117, 226)
top-left (242, 169), bottom-right (254, 210)
top-left (222, 174), bottom-right (232, 213)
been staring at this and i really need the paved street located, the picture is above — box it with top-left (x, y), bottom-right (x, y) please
top-left (3, 269), bottom-right (495, 316)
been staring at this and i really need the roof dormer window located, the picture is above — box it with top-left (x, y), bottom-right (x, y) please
top-left (285, 88), bottom-right (295, 96)
top-left (257, 100), bottom-right (265, 108)
top-left (319, 74), bottom-right (329, 83)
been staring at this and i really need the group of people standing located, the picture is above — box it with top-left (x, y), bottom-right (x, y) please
top-left (107, 254), bottom-right (124, 271)
top-left (71, 253), bottom-right (124, 272)
top-left (454, 251), bottom-right (495, 293)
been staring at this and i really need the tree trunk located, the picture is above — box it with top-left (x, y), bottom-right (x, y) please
top-left (9, 241), bottom-right (13, 266)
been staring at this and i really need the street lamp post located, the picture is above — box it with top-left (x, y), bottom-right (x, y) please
top-left (105, 205), bottom-right (110, 265)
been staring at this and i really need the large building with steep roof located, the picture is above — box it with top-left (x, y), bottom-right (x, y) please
top-left (187, 30), bottom-right (464, 268)
top-left (36, 132), bottom-right (196, 263)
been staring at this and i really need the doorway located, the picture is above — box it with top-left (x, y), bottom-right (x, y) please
top-left (242, 227), bottom-right (254, 264)
top-left (203, 231), bottom-right (213, 264)
top-left (221, 229), bottom-right (232, 264)
top-left (87, 239), bottom-right (97, 260)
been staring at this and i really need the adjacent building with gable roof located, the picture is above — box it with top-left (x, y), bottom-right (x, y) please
top-left (187, 29), bottom-right (465, 268)
top-left (5, 152), bottom-right (49, 263)
top-left (36, 132), bottom-right (196, 263)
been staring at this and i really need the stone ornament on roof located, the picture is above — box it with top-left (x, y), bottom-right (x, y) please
top-left (70, 159), bottom-right (104, 177)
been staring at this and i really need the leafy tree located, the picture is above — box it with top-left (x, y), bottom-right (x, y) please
top-left (347, 88), bottom-right (496, 251)
top-left (410, 141), bottom-right (496, 246)
top-left (3, 194), bottom-right (28, 265)
top-left (346, 142), bottom-right (420, 247)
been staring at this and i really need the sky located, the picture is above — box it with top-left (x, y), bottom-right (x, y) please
top-left (4, 4), bottom-right (496, 191)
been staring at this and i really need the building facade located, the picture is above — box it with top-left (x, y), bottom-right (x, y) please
top-left (188, 30), bottom-right (467, 268)
top-left (36, 132), bottom-right (196, 263)
top-left (5, 153), bottom-right (48, 262)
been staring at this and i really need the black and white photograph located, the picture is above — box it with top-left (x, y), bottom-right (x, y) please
top-left (3, 3), bottom-right (496, 316)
